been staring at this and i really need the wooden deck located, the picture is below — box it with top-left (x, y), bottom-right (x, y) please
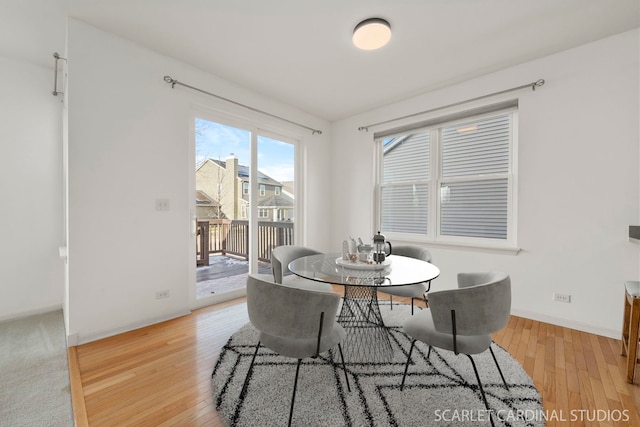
top-left (196, 255), bottom-right (271, 298)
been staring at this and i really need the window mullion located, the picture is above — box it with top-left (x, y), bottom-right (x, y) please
top-left (440, 172), bottom-right (509, 184)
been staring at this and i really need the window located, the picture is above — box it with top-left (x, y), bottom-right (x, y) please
top-left (275, 186), bottom-right (281, 195)
top-left (259, 184), bottom-right (266, 196)
top-left (258, 208), bottom-right (269, 218)
top-left (380, 132), bottom-right (430, 235)
top-left (242, 182), bottom-right (249, 195)
top-left (377, 108), bottom-right (516, 248)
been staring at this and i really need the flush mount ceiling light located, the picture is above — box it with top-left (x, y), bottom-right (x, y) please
top-left (352, 18), bottom-right (391, 50)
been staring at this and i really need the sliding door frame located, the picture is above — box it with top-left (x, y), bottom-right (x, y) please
top-left (188, 105), bottom-right (304, 309)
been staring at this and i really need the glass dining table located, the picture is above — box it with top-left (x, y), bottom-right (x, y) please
top-left (289, 253), bottom-right (440, 363)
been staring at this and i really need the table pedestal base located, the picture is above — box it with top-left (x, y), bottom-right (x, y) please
top-left (338, 285), bottom-right (393, 363)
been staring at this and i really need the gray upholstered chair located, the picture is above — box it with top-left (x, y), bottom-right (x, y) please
top-left (240, 274), bottom-right (350, 427)
top-left (377, 244), bottom-right (433, 314)
top-left (400, 272), bottom-right (511, 427)
top-left (271, 245), bottom-right (333, 292)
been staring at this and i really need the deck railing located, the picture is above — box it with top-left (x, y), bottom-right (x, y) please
top-left (196, 219), bottom-right (294, 265)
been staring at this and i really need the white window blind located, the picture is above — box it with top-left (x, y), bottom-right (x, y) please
top-left (440, 114), bottom-right (510, 239)
top-left (441, 115), bottom-right (510, 178)
top-left (381, 184), bottom-right (429, 233)
top-left (381, 132), bottom-right (429, 234)
top-left (377, 106), bottom-right (516, 246)
top-left (440, 179), bottom-right (508, 238)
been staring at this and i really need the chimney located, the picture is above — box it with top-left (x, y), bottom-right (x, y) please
top-left (221, 154), bottom-right (239, 219)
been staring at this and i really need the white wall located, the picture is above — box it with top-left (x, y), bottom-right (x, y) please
top-left (0, 56), bottom-right (65, 321)
top-left (65, 19), bottom-right (331, 344)
top-left (330, 29), bottom-right (640, 338)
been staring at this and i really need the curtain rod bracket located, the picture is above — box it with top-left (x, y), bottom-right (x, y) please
top-left (532, 79), bottom-right (545, 91)
top-left (163, 75), bottom-right (322, 135)
top-left (163, 75), bottom-right (177, 88)
top-left (52, 52), bottom-right (67, 96)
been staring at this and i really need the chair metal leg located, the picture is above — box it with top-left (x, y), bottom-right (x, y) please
top-left (410, 298), bottom-right (414, 315)
top-left (400, 340), bottom-right (416, 390)
top-left (239, 341), bottom-right (261, 400)
top-left (389, 294), bottom-right (393, 310)
top-left (489, 344), bottom-right (509, 390)
top-left (427, 344), bottom-right (432, 359)
top-left (421, 281), bottom-right (431, 309)
top-left (337, 344), bottom-right (351, 392)
top-left (466, 354), bottom-right (494, 427)
top-left (288, 359), bottom-right (302, 427)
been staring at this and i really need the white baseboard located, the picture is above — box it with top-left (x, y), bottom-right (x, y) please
top-left (190, 287), bottom-right (246, 310)
top-left (67, 333), bottom-right (78, 347)
top-left (511, 308), bottom-right (619, 339)
top-left (71, 309), bottom-right (192, 346)
top-left (0, 304), bottom-right (63, 323)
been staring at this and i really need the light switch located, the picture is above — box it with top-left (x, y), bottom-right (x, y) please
top-left (155, 198), bottom-right (170, 211)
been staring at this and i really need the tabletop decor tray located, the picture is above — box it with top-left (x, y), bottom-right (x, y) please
top-left (335, 257), bottom-right (391, 270)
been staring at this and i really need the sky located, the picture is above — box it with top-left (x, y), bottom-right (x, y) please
top-left (195, 118), bottom-right (295, 182)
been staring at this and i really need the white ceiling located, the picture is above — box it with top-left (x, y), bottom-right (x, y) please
top-left (2, 0), bottom-right (638, 121)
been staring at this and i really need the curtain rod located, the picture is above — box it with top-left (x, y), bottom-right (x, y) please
top-left (358, 79), bottom-right (545, 132)
top-left (163, 76), bottom-right (322, 135)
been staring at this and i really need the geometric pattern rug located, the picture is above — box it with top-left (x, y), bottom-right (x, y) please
top-left (211, 303), bottom-right (545, 426)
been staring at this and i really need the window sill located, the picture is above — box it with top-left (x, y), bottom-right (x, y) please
top-left (393, 239), bottom-right (520, 256)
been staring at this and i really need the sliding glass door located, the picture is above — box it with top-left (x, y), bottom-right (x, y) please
top-left (191, 116), bottom-right (296, 306)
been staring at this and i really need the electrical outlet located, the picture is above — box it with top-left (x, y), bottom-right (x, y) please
top-left (553, 292), bottom-right (571, 303)
top-left (155, 290), bottom-right (170, 299)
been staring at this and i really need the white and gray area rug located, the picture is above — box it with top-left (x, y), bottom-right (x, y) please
top-left (212, 303), bottom-right (544, 426)
top-left (0, 310), bottom-right (73, 427)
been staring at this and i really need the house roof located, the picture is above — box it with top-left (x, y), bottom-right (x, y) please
top-left (195, 190), bottom-right (221, 207)
top-left (206, 159), bottom-right (282, 186)
top-left (257, 193), bottom-right (294, 208)
top-left (383, 135), bottom-right (411, 155)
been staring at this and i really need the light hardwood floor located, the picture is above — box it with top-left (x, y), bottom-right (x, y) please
top-left (69, 289), bottom-right (640, 426)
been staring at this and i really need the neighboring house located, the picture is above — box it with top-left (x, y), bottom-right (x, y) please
top-left (195, 190), bottom-right (222, 219)
top-left (195, 154), bottom-right (294, 221)
top-left (280, 181), bottom-right (294, 196)
top-left (257, 194), bottom-right (294, 221)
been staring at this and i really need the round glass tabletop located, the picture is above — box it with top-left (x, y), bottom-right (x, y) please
top-left (288, 253), bottom-right (440, 287)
